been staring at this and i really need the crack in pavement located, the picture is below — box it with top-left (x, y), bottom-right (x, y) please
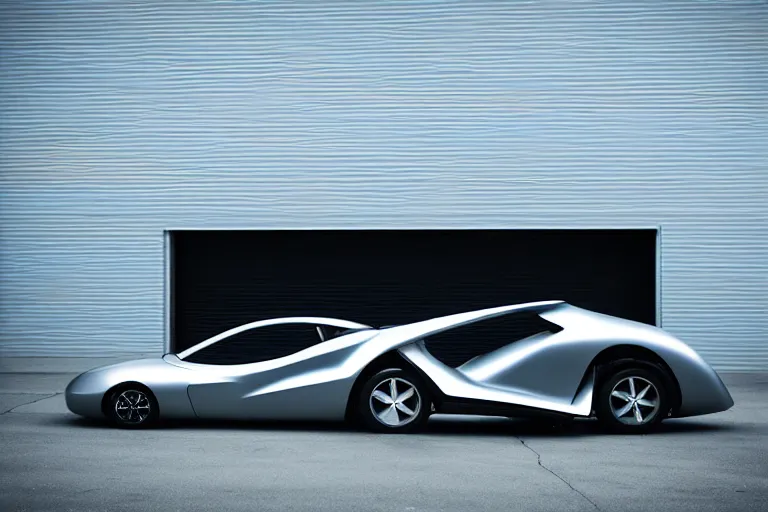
top-left (0, 390), bottom-right (59, 395)
top-left (516, 437), bottom-right (601, 511)
top-left (1, 392), bottom-right (61, 415)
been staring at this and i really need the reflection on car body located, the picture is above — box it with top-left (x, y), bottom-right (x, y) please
top-left (66, 300), bottom-right (733, 433)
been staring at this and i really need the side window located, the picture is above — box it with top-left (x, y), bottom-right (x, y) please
top-left (320, 326), bottom-right (366, 341)
top-left (424, 312), bottom-right (562, 368)
top-left (184, 324), bottom-right (322, 365)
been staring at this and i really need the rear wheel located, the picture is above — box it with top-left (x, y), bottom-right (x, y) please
top-left (106, 386), bottom-right (158, 428)
top-left (596, 367), bottom-right (668, 433)
top-left (357, 369), bottom-right (430, 433)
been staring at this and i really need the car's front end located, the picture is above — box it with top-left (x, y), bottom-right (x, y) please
top-left (65, 358), bottom-right (199, 421)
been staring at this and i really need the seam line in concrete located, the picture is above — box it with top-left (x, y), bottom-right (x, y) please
top-left (0, 391), bottom-right (63, 395)
top-left (1, 392), bottom-right (61, 415)
top-left (516, 437), bottom-right (601, 511)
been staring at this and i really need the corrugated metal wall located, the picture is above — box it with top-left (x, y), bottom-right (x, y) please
top-left (1, 1), bottom-right (766, 369)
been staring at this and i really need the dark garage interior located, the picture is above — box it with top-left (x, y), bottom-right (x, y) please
top-left (170, 229), bottom-right (657, 367)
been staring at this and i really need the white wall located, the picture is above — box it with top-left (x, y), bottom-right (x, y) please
top-left (1, 1), bottom-right (766, 369)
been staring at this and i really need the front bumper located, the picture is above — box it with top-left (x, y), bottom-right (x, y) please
top-left (65, 372), bottom-right (106, 419)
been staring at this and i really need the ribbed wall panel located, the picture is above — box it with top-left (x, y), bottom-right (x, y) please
top-left (1, 1), bottom-right (766, 369)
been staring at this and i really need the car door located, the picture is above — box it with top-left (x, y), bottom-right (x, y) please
top-left (183, 323), bottom-right (328, 419)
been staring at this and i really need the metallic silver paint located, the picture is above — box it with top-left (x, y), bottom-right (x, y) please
top-left (65, 301), bottom-right (733, 425)
top-left (177, 317), bottom-right (371, 360)
top-left (66, 358), bottom-right (199, 419)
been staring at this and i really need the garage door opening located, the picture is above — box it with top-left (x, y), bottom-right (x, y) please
top-left (169, 229), bottom-right (658, 366)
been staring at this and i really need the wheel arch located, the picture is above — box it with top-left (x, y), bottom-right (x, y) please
top-left (586, 344), bottom-right (682, 415)
top-left (344, 347), bottom-right (443, 422)
top-left (100, 381), bottom-right (159, 418)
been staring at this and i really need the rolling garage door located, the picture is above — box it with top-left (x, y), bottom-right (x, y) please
top-left (170, 229), bottom-right (656, 366)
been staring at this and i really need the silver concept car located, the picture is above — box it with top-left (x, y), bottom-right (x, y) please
top-left (66, 300), bottom-right (734, 433)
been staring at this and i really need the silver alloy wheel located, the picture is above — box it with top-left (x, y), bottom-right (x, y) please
top-left (115, 390), bottom-right (151, 424)
top-left (369, 377), bottom-right (421, 427)
top-left (609, 376), bottom-right (660, 426)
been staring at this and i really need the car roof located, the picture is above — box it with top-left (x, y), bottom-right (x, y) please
top-left (176, 317), bottom-right (372, 360)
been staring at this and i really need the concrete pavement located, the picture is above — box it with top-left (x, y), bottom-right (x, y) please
top-left (0, 359), bottom-right (766, 512)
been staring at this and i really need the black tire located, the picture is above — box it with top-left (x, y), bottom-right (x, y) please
top-left (357, 368), bottom-right (431, 434)
top-left (596, 366), bottom-right (669, 434)
top-left (105, 385), bottom-right (159, 429)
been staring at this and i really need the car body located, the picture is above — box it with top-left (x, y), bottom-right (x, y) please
top-left (66, 300), bottom-right (734, 432)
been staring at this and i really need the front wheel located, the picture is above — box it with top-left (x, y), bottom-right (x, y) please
top-left (357, 369), bottom-right (431, 433)
top-left (106, 386), bottom-right (159, 428)
top-left (596, 367), bottom-right (668, 433)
